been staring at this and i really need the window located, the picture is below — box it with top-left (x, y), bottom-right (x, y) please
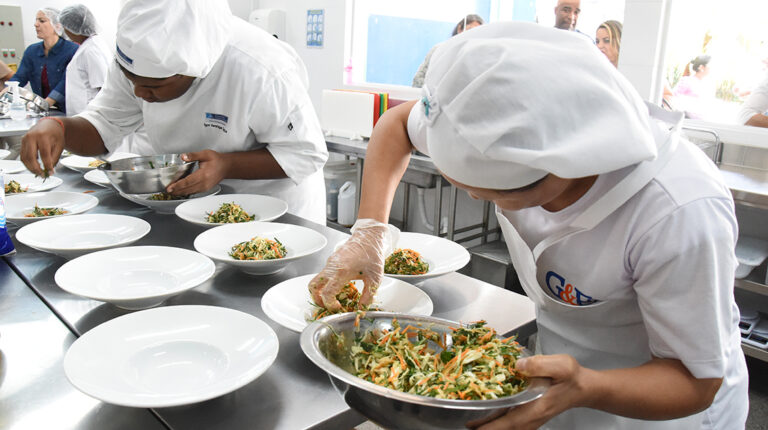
top-left (347, 0), bottom-right (625, 88)
top-left (663, 0), bottom-right (767, 125)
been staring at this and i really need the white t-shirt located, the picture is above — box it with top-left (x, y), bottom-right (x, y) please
top-left (736, 74), bottom-right (768, 125)
top-left (407, 103), bottom-right (748, 428)
top-left (65, 35), bottom-right (111, 116)
top-left (78, 18), bottom-right (328, 224)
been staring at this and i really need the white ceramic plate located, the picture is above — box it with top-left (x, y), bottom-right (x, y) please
top-left (0, 159), bottom-right (26, 174)
top-left (64, 305), bottom-right (279, 408)
top-left (0, 149), bottom-right (10, 159)
top-left (337, 232), bottom-right (471, 284)
top-left (3, 173), bottom-right (63, 193)
top-left (120, 185), bottom-right (221, 214)
top-left (176, 194), bottom-right (288, 228)
top-left (194, 222), bottom-right (327, 275)
top-left (4, 191), bottom-right (98, 226)
top-left (54, 246), bottom-right (215, 310)
top-left (60, 152), bottom-right (137, 173)
top-left (16, 214), bottom-right (151, 259)
top-left (262, 273), bottom-right (434, 332)
top-left (83, 169), bottom-right (111, 188)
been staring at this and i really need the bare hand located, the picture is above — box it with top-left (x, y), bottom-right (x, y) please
top-left (472, 355), bottom-right (588, 430)
top-left (166, 150), bottom-right (227, 195)
top-left (20, 118), bottom-right (66, 177)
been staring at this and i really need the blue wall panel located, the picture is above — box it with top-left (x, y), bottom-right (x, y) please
top-left (366, 15), bottom-right (454, 86)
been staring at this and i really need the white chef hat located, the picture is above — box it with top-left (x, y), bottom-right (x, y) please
top-left (39, 8), bottom-right (64, 37)
top-left (115, 0), bottom-right (232, 79)
top-left (415, 22), bottom-right (656, 190)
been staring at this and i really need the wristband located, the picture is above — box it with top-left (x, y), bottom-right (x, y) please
top-left (40, 116), bottom-right (65, 133)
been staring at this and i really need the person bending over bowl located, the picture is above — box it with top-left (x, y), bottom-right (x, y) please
top-left (20, 0), bottom-right (327, 224)
top-left (309, 22), bottom-right (747, 430)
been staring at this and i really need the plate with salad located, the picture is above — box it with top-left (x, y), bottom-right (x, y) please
top-left (261, 273), bottom-right (434, 332)
top-left (175, 194), bottom-right (288, 227)
top-left (119, 185), bottom-right (221, 214)
top-left (4, 191), bottom-right (98, 226)
top-left (193, 221), bottom-right (327, 275)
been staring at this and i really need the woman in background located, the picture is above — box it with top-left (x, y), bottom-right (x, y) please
top-left (9, 8), bottom-right (78, 113)
top-left (673, 55), bottom-right (714, 119)
top-left (60, 4), bottom-right (112, 116)
top-left (411, 14), bottom-right (485, 88)
top-left (595, 20), bottom-right (622, 68)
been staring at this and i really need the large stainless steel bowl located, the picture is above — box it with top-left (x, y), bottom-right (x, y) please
top-left (300, 312), bottom-right (549, 430)
top-left (98, 154), bottom-right (196, 195)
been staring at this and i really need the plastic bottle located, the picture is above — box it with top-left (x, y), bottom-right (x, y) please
top-left (5, 81), bottom-right (26, 121)
top-left (337, 180), bottom-right (356, 227)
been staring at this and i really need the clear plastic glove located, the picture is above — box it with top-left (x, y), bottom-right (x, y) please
top-left (308, 219), bottom-right (399, 311)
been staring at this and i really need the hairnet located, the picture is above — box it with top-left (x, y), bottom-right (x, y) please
top-left (60, 4), bottom-right (99, 36)
top-left (39, 8), bottom-right (64, 36)
top-left (115, 0), bottom-right (233, 79)
top-left (415, 22), bottom-right (656, 190)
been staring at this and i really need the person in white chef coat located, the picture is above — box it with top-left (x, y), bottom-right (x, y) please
top-left (20, 0), bottom-right (328, 224)
top-left (309, 23), bottom-right (749, 429)
top-left (59, 4), bottom-right (111, 116)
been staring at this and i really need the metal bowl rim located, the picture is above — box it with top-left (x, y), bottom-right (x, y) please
top-left (300, 311), bottom-right (549, 410)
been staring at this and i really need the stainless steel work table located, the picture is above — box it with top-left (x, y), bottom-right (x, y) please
top-left (0, 117), bottom-right (39, 137)
top-left (0, 257), bottom-right (167, 429)
top-left (3, 167), bottom-right (536, 429)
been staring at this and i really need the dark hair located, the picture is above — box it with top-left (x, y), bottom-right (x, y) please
top-left (690, 55), bottom-right (711, 73)
top-left (452, 14), bottom-right (484, 36)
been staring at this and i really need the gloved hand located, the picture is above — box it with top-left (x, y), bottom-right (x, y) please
top-left (309, 219), bottom-right (399, 311)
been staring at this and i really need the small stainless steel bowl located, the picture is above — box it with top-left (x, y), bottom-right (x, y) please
top-left (300, 312), bottom-right (549, 430)
top-left (98, 154), bottom-right (196, 195)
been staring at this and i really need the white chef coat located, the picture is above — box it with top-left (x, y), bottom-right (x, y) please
top-left (65, 34), bottom-right (112, 116)
top-left (736, 74), bottom-right (768, 125)
top-left (78, 18), bottom-right (328, 224)
top-left (407, 104), bottom-right (749, 429)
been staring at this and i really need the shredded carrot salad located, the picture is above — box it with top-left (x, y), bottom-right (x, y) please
top-left (229, 237), bottom-right (286, 260)
top-left (350, 319), bottom-right (527, 400)
top-left (385, 248), bottom-right (429, 275)
top-left (309, 282), bottom-right (379, 321)
top-left (24, 205), bottom-right (69, 218)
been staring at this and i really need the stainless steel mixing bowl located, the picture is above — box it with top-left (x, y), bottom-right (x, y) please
top-left (98, 154), bottom-right (196, 195)
top-left (300, 312), bottom-right (549, 430)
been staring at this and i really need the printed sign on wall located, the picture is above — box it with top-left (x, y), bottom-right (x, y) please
top-left (306, 9), bottom-right (324, 48)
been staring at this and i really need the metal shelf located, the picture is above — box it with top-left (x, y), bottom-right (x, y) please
top-left (742, 342), bottom-right (768, 362)
top-left (735, 278), bottom-right (768, 295)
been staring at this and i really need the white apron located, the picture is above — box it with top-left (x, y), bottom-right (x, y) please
top-left (497, 105), bottom-right (704, 429)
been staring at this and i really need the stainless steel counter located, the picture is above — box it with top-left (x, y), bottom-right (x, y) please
top-left (3, 166), bottom-right (535, 430)
top-left (0, 117), bottom-right (38, 137)
top-left (720, 164), bottom-right (768, 210)
top-left (0, 258), bottom-right (167, 430)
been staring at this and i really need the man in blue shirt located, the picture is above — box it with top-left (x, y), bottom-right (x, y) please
top-left (10, 8), bottom-right (78, 114)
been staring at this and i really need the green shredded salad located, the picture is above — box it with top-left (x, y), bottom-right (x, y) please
top-left (24, 205), bottom-right (68, 218)
top-left (229, 236), bottom-right (286, 261)
top-left (4, 180), bottom-right (27, 194)
top-left (205, 202), bottom-right (255, 223)
top-left (148, 192), bottom-right (187, 201)
top-left (308, 281), bottom-right (379, 321)
top-left (384, 248), bottom-right (429, 275)
top-left (350, 319), bottom-right (528, 400)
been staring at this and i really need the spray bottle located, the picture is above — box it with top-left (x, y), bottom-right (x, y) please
top-left (5, 81), bottom-right (26, 121)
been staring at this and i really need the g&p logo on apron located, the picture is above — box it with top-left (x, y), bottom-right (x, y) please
top-left (545, 271), bottom-right (598, 306)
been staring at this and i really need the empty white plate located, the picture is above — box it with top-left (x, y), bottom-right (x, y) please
top-left (60, 152), bottom-right (137, 173)
top-left (83, 169), bottom-right (111, 188)
top-left (0, 159), bottom-right (26, 174)
top-left (16, 214), bottom-right (151, 259)
top-left (3, 173), bottom-right (63, 193)
top-left (4, 191), bottom-right (98, 226)
top-left (54, 246), bottom-right (215, 310)
top-left (194, 221), bottom-right (327, 275)
top-left (176, 194), bottom-right (288, 228)
top-left (64, 305), bottom-right (279, 407)
top-left (120, 185), bottom-right (221, 214)
top-left (262, 273), bottom-right (434, 332)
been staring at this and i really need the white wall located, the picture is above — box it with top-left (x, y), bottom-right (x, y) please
top-left (4, 0), bottom-right (124, 52)
top-left (233, 0), bottom-right (347, 111)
